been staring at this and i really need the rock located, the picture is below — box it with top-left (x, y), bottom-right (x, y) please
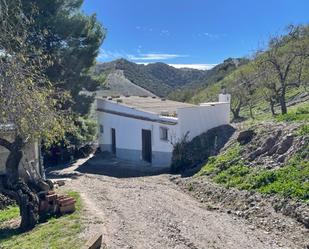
top-left (237, 130), bottom-right (255, 145)
top-left (277, 154), bottom-right (286, 163)
top-left (277, 135), bottom-right (294, 154)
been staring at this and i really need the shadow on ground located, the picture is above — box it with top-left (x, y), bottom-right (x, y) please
top-left (76, 152), bottom-right (170, 178)
top-left (0, 227), bottom-right (21, 242)
top-left (47, 151), bottom-right (170, 179)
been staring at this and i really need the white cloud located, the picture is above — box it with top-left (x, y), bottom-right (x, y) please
top-left (195, 32), bottom-right (227, 39)
top-left (160, 29), bottom-right (170, 36)
top-left (129, 53), bottom-right (187, 61)
top-left (203, 32), bottom-right (219, 39)
top-left (168, 63), bottom-right (217, 70)
top-left (98, 49), bottom-right (190, 63)
top-left (137, 62), bottom-right (217, 70)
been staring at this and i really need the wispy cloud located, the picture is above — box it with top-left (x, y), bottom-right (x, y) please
top-left (195, 32), bottom-right (227, 39)
top-left (160, 29), bottom-right (170, 36)
top-left (168, 63), bottom-right (217, 70)
top-left (129, 53), bottom-right (187, 61)
top-left (98, 49), bottom-right (188, 62)
top-left (137, 62), bottom-right (217, 70)
top-left (135, 26), bottom-right (154, 32)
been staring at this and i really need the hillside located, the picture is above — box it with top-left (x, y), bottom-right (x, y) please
top-left (95, 70), bottom-right (156, 97)
top-left (167, 58), bottom-right (249, 101)
top-left (94, 58), bottom-right (248, 98)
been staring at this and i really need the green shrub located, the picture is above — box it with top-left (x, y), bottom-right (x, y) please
top-left (171, 125), bottom-right (235, 172)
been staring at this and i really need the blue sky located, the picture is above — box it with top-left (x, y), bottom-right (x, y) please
top-left (82, 0), bottom-right (309, 69)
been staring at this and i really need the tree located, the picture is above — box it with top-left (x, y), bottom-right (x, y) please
top-left (0, 0), bottom-right (69, 230)
top-left (16, 0), bottom-right (106, 115)
top-left (222, 75), bottom-right (246, 121)
top-left (255, 25), bottom-right (309, 114)
top-left (237, 65), bottom-right (259, 119)
top-left (222, 64), bottom-right (257, 121)
top-left (3, 0), bottom-right (105, 164)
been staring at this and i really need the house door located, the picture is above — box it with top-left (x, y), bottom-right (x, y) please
top-left (142, 129), bottom-right (152, 163)
top-left (111, 128), bottom-right (116, 155)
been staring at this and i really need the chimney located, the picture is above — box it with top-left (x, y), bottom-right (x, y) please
top-left (218, 86), bottom-right (231, 103)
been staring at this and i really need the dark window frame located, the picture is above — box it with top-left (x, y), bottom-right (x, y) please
top-left (160, 127), bottom-right (168, 141)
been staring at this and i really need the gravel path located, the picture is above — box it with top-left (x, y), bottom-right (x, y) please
top-left (49, 155), bottom-right (302, 249)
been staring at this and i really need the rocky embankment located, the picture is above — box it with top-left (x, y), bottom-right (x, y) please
top-left (237, 122), bottom-right (307, 169)
top-left (173, 122), bottom-right (309, 249)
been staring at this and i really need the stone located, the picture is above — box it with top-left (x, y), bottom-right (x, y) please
top-left (277, 135), bottom-right (294, 155)
top-left (237, 130), bottom-right (255, 145)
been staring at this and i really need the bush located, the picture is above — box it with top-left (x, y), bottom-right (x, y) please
top-left (171, 125), bottom-right (235, 172)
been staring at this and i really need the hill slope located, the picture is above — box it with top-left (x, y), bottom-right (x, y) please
top-left (94, 58), bottom-right (248, 98)
top-left (95, 70), bottom-right (156, 97)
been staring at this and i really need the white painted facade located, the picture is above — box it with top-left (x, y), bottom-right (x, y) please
top-left (97, 94), bottom-right (230, 168)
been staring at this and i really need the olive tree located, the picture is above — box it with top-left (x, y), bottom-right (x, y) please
top-left (255, 25), bottom-right (309, 114)
top-left (0, 0), bottom-right (69, 230)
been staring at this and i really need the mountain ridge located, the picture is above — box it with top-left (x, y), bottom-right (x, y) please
top-left (94, 58), bottom-right (249, 98)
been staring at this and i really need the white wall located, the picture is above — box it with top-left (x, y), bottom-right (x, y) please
top-left (97, 99), bottom-right (177, 166)
top-left (176, 103), bottom-right (230, 141)
top-left (97, 97), bottom-right (230, 167)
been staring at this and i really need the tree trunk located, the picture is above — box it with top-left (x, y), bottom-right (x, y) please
top-left (270, 100), bottom-right (276, 116)
top-left (249, 104), bottom-right (254, 119)
top-left (0, 136), bottom-right (51, 231)
top-left (279, 95), bottom-right (287, 114)
top-left (231, 103), bottom-right (242, 121)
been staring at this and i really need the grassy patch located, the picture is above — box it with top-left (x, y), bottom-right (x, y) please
top-left (198, 143), bottom-right (241, 176)
top-left (198, 142), bottom-right (309, 201)
top-left (0, 206), bottom-right (19, 224)
top-left (0, 191), bottom-right (84, 249)
top-left (275, 103), bottom-right (309, 122)
top-left (295, 124), bottom-right (309, 136)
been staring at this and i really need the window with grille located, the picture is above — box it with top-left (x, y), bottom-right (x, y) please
top-left (160, 127), bottom-right (168, 141)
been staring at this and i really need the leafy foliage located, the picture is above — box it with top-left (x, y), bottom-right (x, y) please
top-left (67, 116), bottom-right (97, 146)
top-left (0, 0), bottom-right (69, 144)
top-left (16, 0), bottom-right (105, 114)
top-left (171, 125), bottom-right (235, 172)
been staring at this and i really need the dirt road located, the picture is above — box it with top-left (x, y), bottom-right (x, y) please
top-left (49, 155), bottom-right (302, 249)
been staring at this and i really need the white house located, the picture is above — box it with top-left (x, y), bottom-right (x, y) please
top-left (97, 94), bottom-right (230, 167)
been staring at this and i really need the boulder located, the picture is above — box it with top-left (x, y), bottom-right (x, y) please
top-left (237, 130), bottom-right (255, 145)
